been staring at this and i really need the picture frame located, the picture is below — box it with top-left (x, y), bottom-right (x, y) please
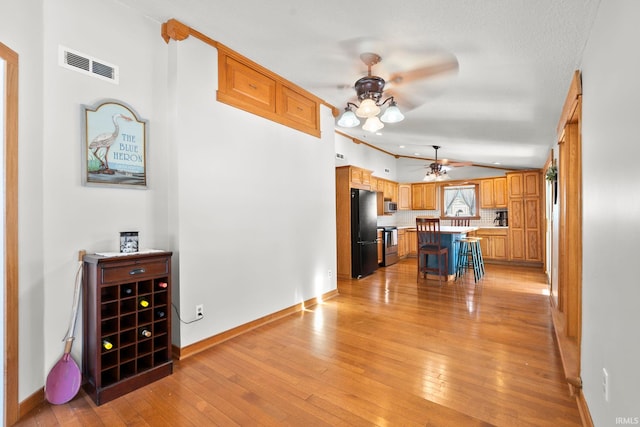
top-left (81, 99), bottom-right (148, 188)
top-left (120, 231), bottom-right (139, 253)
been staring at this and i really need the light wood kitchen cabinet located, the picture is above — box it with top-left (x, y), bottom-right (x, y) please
top-left (507, 171), bottom-right (542, 264)
top-left (411, 183), bottom-right (437, 210)
top-left (377, 230), bottom-right (383, 265)
top-left (398, 184), bottom-right (412, 210)
top-left (217, 48), bottom-right (321, 137)
top-left (476, 228), bottom-right (508, 261)
top-left (384, 180), bottom-right (398, 202)
top-left (507, 171), bottom-right (540, 198)
top-left (398, 229), bottom-right (407, 258)
top-left (494, 177), bottom-right (507, 207)
top-left (350, 167), bottom-right (372, 187)
top-left (407, 229), bottom-right (417, 257)
top-left (480, 177), bottom-right (508, 209)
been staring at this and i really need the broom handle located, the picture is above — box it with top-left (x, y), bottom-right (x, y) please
top-left (64, 250), bottom-right (85, 342)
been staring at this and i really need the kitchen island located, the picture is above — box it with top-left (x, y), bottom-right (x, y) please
top-left (404, 224), bottom-right (478, 281)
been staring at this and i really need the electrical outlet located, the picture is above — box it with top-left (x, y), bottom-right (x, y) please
top-left (602, 368), bottom-right (609, 401)
top-left (196, 304), bottom-right (204, 318)
top-left (328, 269), bottom-right (333, 279)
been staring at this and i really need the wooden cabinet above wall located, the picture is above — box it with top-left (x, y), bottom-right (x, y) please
top-left (217, 48), bottom-right (322, 137)
top-left (161, 19), bottom-right (339, 137)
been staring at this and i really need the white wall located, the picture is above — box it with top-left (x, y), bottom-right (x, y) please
top-left (2, 0), bottom-right (336, 402)
top-left (580, 1), bottom-right (640, 424)
top-left (169, 37), bottom-right (337, 347)
top-left (1, 0), bottom-right (46, 401)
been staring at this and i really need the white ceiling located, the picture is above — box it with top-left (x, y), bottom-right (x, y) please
top-left (117, 0), bottom-right (601, 170)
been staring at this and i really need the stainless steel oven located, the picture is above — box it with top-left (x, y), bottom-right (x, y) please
top-left (379, 226), bottom-right (399, 266)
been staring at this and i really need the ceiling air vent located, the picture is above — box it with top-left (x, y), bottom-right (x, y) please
top-left (59, 46), bottom-right (119, 84)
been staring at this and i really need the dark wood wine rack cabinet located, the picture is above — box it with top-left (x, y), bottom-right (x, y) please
top-left (82, 251), bottom-right (173, 405)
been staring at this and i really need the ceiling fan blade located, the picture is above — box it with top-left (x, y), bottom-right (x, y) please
top-left (387, 58), bottom-right (459, 86)
top-left (438, 159), bottom-right (473, 167)
top-left (383, 89), bottom-right (425, 112)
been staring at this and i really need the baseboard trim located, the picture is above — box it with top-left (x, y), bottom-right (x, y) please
top-left (576, 389), bottom-right (594, 427)
top-left (173, 289), bottom-right (339, 360)
top-left (19, 387), bottom-right (44, 420)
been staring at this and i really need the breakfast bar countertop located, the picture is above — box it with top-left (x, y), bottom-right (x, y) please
top-left (398, 225), bottom-right (478, 234)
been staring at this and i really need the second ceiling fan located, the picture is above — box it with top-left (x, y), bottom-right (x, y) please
top-left (423, 145), bottom-right (471, 182)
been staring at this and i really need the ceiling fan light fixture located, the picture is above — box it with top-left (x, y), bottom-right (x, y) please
top-left (380, 102), bottom-right (405, 123)
top-left (337, 108), bottom-right (360, 128)
top-left (362, 116), bottom-right (384, 132)
top-left (355, 98), bottom-right (380, 118)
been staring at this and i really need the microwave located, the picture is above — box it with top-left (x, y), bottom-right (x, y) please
top-left (384, 200), bottom-right (397, 214)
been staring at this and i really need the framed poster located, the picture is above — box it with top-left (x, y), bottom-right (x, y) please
top-left (81, 99), bottom-right (148, 188)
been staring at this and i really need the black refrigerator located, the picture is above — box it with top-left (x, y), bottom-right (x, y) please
top-left (351, 188), bottom-right (378, 278)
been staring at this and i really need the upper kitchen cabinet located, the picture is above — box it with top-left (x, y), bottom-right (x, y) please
top-left (349, 166), bottom-right (372, 188)
top-left (480, 177), bottom-right (507, 208)
top-left (507, 171), bottom-right (540, 198)
top-left (411, 183), bottom-right (437, 210)
top-left (384, 180), bottom-right (398, 203)
top-left (217, 47), bottom-right (323, 137)
top-left (398, 184), bottom-right (412, 210)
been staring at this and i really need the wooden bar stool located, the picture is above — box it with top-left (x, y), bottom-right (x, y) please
top-left (468, 237), bottom-right (485, 277)
top-left (416, 217), bottom-right (449, 286)
top-left (455, 237), bottom-right (483, 283)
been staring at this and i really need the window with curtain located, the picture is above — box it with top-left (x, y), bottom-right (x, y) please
top-left (442, 184), bottom-right (479, 217)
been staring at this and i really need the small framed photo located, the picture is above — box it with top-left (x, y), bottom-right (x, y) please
top-left (120, 231), bottom-right (139, 253)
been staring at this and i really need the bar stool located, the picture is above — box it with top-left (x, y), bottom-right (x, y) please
top-left (416, 217), bottom-right (449, 286)
top-left (468, 237), bottom-right (485, 277)
top-left (456, 237), bottom-right (484, 282)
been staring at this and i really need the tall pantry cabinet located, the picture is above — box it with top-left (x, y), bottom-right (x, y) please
top-left (507, 171), bottom-right (543, 264)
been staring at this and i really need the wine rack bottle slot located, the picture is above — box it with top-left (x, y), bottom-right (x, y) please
top-left (102, 318), bottom-right (118, 335)
top-left (120, 299), bottom-right (136, 315)
top-left (83, 251), bottom-right (173, 405)
top-left (119, 344), bottom-right (136, 362)
top-left (100, 286), bottom-right (118, 302)
top-left (138, 280), bottom-right (152, 294)
top-left (101, 302), bottom-right (118, 319)
top-left (120, 284), bottom-right (136, 298)
top-left (137, 310), bottom-right (152, 325)
top-left (120, 313), bottom-right (136, 330)
top-left (120, 361), bottom-right (136, 379)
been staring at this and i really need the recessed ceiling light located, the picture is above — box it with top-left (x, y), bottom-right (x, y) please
top-left (493, 162), bottom-right (501, 165)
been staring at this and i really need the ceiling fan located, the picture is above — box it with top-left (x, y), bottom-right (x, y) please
top-left (337, 51), bottom-right (458, 132)
top-left (423, 145), bottom-right (472, 182)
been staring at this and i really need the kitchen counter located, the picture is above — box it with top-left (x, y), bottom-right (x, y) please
top-left (399, 225), bottom-right (479, 234)
top-left (410, 224), bottom-right (478, 279)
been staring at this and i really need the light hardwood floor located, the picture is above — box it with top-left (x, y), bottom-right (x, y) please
top-left (16, 259), bottom-right (581, 426)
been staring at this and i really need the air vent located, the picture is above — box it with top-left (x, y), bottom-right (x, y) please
top-left (59, 46), bottom-right (119, 84)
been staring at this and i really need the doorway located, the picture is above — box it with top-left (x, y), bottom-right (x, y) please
top-left (1, 40), bottom-right (19, 426)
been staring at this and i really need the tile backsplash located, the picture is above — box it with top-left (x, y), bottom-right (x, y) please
top-left (378, 208), bottom-right (506, 228)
